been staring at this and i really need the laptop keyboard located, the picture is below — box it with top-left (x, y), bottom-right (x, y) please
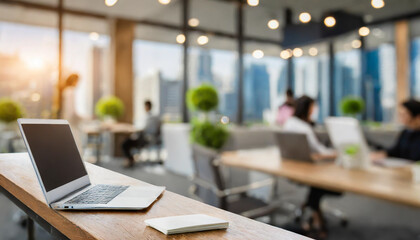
top-left (65, 184), bottom-right (129, 205)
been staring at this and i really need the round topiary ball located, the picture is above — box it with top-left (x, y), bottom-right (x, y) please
top-left (95, 96), bottom-right (125, 120)
top-left (187, 84), bottom-right (219, 112)
top-left (0, 98), bottom-right (24, 123)
top-left (340, 96), bottom-right (365, 116)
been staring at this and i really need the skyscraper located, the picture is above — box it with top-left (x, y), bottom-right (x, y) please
top-left (244, 63), bottom-right (271, 121)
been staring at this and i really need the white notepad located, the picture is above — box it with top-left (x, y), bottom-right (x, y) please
top-left (145, 214), bottom-right (229, 235)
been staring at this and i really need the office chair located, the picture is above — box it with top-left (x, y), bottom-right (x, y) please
top-left (189, 144), bottom-right (278, 221)
top-left (134, 120), bottom-right (164, 164)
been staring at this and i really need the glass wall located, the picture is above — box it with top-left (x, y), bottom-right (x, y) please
top-left (0, 17), bottom-right (57, 118)
top-left (134, 26), bottom-right (183, 125)
top-left (410, 18), bottom-right (420, 98)
top-left (63, 15), bottom-right (111, 119)
top-left (293, 52), bottom-right (330, 122)
top-left (363, 24), bottom-right (396, 122)
top-left (188, 35), bottom-right (238, 122)
top-left (243, 45), bottom-right (287, 124)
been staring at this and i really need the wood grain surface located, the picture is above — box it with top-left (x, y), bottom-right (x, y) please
top-left (221, 148), bottom-right (420, 208)
top-left (0, 153), bottom-right (309, 240)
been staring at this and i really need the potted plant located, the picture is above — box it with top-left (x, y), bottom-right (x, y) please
top-left (0, 98), bottom-right (24, 131)
top-left (340, 96), bottom-right (365, 118)
top-left (187, 84), bottom-right (229, 150)
top-left (95, 96), bottom-right (124, 122)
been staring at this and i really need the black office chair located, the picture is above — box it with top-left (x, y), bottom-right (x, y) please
top-left (134, 119), bottom-right (163, 164)
top-left (190, 144), bottom-right (278, 221)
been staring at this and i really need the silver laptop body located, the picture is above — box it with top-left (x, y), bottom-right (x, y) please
top-left (18, 118), bottom-right (165, 210)
top-left (275, 131), bottom-right (314, 162)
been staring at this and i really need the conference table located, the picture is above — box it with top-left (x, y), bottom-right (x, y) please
top-left (0, 152), bottom-right (309, 240)
top-left (220, 148), bottom-right (420, 208)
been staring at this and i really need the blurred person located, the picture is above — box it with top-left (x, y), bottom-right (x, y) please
top-left (276, 89), bottom-right (295, 125)
top-left (121, 100), bottom-right (160, 168)
top-left (283, 95), bottom-right (338, 239)
top-left (371, 99), bottom-right (420, 162)
top-left (60, 73), bottom-right (85, 151)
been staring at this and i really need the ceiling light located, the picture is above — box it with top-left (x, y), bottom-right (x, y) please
top-left (293, 48), bottom-right (303, 57)
top-left (352, 39), bottom-right (362, 49)
top-left (220, 116), bottom-right (230, 125)
top-left (104, 0), bottom-right (118, 7)
top-left (359, 26), bottom-right (370, 37)
top-left (158, 0), bottom-right (171, 5)
top-left (31, 93), bottom-right (41, 102)
top-left (197, 35), bottom-right (209, 45)
top-left (299, 12), bottom-right (311, 23)
top-left (247, 0), bottom-right (259, 7)
top-left (309, 47), bottom-right (318, 56)
top-left (267, 19), bottom-right (280, 30)
top-left (371, 0), bottom-right (385, 9)
top-left (89, 32), bottom-right (99, 41)
top-left (280, 49), bottom-right (292, 59)
top-left (176, 34), bottom-right (185, 44)
top-left (188, 18), bottom-right (200, 27)
top-left (252, 50), bottom-right (264, 59)
top-left (324, 16), bottom-right (336, 27)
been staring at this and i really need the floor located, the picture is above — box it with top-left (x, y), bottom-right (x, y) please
top-left (1, 157), bottom-right (420, 240)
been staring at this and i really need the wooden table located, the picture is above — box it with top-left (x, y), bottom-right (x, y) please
top-left (82, 122), bottom-right (138, 161)
top-left (0, 153), bottom-right (309, 240)
top-left (221, 148), bottom-right (420, 208)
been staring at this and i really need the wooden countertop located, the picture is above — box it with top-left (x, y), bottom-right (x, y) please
top-left (0, 153), bottom-right (309, 240)
top-left (221, 148), bottom-right (420, 208)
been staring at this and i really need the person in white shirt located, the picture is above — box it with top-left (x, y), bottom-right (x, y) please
top-left (283, 96), bottom-right (338, 239)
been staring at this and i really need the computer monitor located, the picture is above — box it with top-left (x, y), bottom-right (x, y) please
top-left (325, 117), bottom-right (370, 169)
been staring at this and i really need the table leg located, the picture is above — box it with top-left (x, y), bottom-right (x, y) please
top-left (27, 216), bottom-right (35, 240)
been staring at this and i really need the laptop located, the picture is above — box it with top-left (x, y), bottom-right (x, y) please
top-left (18, 118), bottom-right (165, 210)
top-left (274, 131), bottom-right (334, 163)
top-left (325, 117), bottom-right (412, 168)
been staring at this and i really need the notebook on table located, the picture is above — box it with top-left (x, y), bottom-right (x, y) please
top-left (145, 214), bottom-right (229, 235)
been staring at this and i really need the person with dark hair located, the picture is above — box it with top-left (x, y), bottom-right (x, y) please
top-left (283, 95), bottom-right (338, 238)
top-left (284, 96), bottom-right (331, 154)
top-left (276, 89), bottom-right (295, 125)
top-left (372, 99), bottom-right (420, 161)
top-left (121, 100), bottom-right (160, 168)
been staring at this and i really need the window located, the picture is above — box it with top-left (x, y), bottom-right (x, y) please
top-left (188, 35), bottom-right (238, 122)
top-left (63, 15), bottom-right (111, 118)
top-left (133, 26), bottom-right (183, 125)
top-left (363, 24), bottom-right (396, 122)
top-left (243, 44), bottom-right (286, 123)
top-left (0, 18), bottom-right (57, 118)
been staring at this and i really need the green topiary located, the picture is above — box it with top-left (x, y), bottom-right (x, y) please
top-left (187, 84), bottom-right (218, 112)
top-left (0, 98), bottom-right (24, 123)
top-left (340, 96), bottom-right (365, 116)
top-left (95, 96), bottom-right (124, 120)
top-left (190, 120), bottom-right (229, 150)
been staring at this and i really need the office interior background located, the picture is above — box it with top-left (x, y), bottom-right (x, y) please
top-left (1, 0), bottom-right (420, 239)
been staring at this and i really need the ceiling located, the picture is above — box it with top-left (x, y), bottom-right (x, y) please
top-left (0, 0), bottom-right (419, 55)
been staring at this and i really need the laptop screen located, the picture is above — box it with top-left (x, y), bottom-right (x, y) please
top-left (21, 123), bottom-right (88, 192)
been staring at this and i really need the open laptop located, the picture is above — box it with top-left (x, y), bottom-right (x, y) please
top-left (275, 131), bottom-right (334, 163)
top-left (325, 117), bottom-right (412, 168)
top-left (18, 118), bottom-right (165, 210)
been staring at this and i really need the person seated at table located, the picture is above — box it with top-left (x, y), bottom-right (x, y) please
top-left (283, 95), bottom-right (339, 238)
top-left (121, 100), bottom-right (160, 168)
top-left (276, 88), bottom-right (295, 125)
top-left (371, 99), bottom-right (420, 162)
